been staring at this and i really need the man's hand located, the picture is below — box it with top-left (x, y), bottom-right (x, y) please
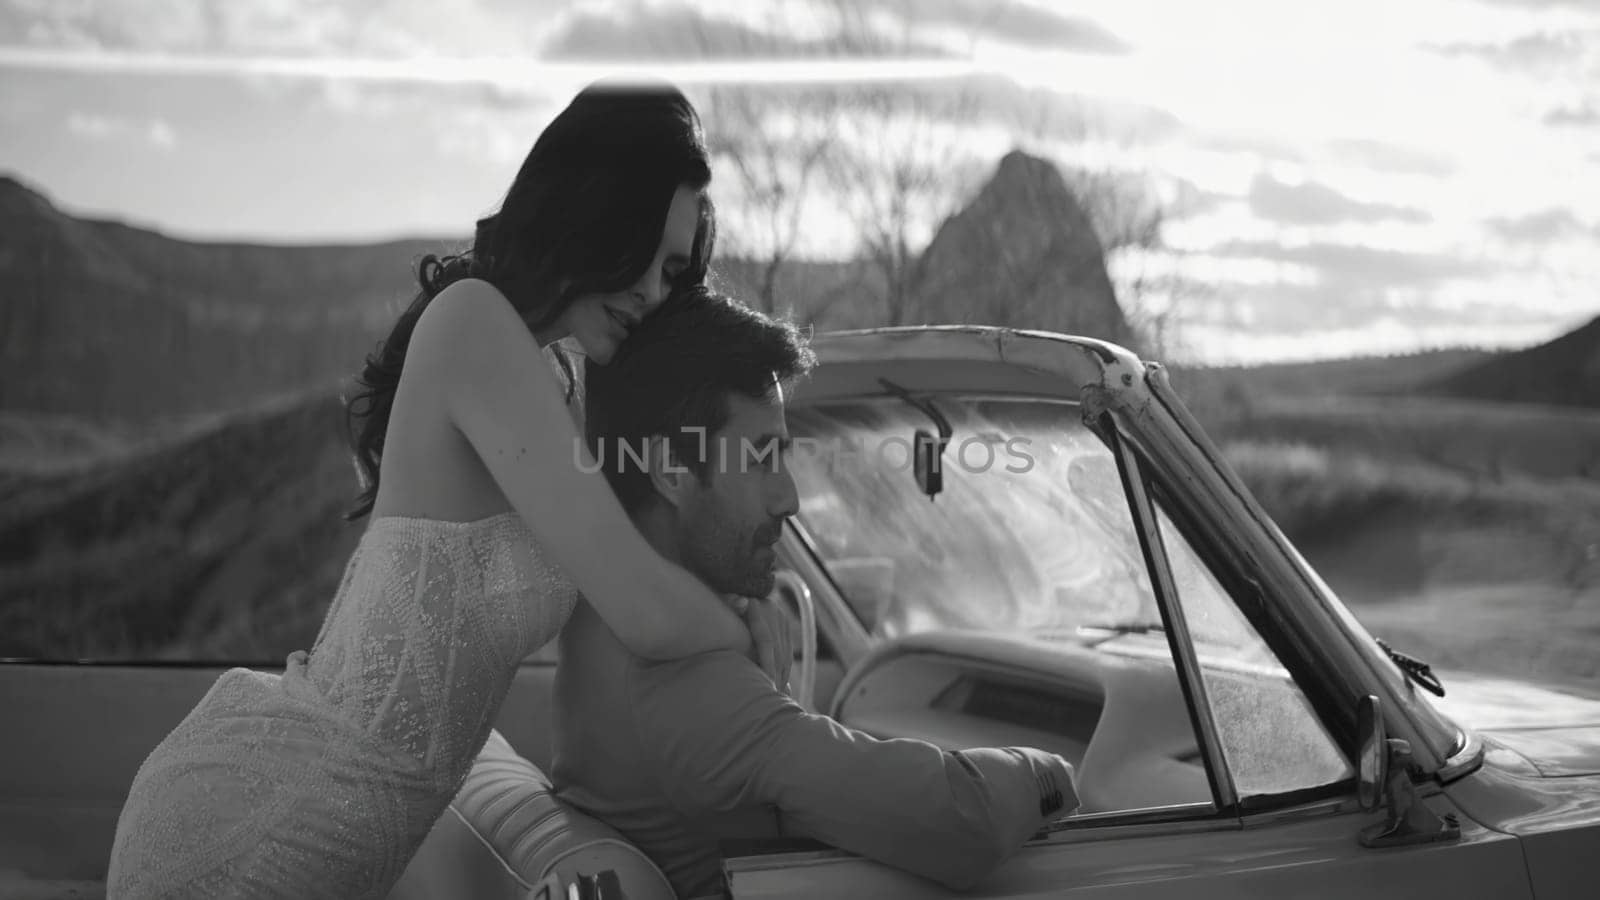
top-left (736, 595), bottom-right (793, 693)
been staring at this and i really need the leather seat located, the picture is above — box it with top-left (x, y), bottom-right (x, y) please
top-left (390, 729), bottom-right (677, 899)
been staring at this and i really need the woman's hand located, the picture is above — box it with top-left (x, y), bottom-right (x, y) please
top-left (735, 595), bottom-right (793, 693)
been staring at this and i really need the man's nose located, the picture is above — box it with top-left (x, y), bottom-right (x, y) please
top-left (770, 466), bottom-right (800, 519)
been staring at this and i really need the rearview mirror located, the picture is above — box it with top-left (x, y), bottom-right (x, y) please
top-left (913, 428), bottom-right (945, 499)
top-left (1356, 694), bottom-right (1387, 811)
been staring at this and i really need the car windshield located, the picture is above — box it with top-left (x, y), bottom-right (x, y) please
top-left (785, 394), bottom-right (1158, 640)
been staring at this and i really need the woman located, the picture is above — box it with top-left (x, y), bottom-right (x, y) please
top-left (106, 81), bottom-right (775, 898)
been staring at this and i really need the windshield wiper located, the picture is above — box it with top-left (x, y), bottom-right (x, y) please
top-left (1376, 638), bottom-right (1445, 697)
top-left (1078, 622), bottom-right (1165, 635)
top-left (1072, 621), bottom-right (1166, 646)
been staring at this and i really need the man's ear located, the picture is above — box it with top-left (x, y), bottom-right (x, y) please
top-left (645, 436), bottom-right (696, 509)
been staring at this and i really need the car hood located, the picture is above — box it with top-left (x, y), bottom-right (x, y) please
top-left (1431, 670), bottom-right (1600, 777)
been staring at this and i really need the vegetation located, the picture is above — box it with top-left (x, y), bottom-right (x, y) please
top-left (0, 389), bottom-right (360, 661)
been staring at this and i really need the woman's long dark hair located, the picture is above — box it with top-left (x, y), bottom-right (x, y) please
top-left (344, 81), bottom-right (717, 520)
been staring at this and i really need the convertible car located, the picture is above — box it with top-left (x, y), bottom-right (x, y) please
top-left (2, 326), bottom-right (1597, 898)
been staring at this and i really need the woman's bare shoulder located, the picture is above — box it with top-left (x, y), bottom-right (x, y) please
top-left (407, 279), bottom-right (552, 387)
top-left (413, 278), bottom-right (518, 342)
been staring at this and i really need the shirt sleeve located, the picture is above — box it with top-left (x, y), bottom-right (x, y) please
top-left (628, 650), bottom-right (1076, 891)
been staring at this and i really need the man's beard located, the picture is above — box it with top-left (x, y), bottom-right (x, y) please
top-left (687, 531), bottom-right (774, 598)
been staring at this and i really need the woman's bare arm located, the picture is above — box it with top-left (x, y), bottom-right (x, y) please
top-left (408, 279), bottom-right (750, 660)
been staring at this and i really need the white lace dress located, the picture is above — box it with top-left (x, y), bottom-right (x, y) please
top-left (104, 511), bottom-right (580, 898)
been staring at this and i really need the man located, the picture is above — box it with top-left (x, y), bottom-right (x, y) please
top-left (552, 286), bottom-right (1076, 899)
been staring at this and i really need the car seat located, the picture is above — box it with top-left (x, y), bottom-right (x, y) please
top-left (389, 728), bottom-right (677, 899)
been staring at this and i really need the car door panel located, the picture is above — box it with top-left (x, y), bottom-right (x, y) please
top-left (727, 793), bottom-right (1530, 899)
top-left (0, 661), bottom-right (559, 884)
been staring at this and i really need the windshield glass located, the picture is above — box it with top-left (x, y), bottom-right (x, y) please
top-left (786, 395), bottom-right (1157, 639)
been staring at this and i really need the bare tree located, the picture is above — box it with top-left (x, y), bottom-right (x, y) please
top-left (691, 0), bottom-right (988, 327)
top-left (1118, 249), bottom-right (1214, 362)
top-left (809, 0), bottom-right (992, 326)
top-left (698, 0), bottom-right (1198, 340)
top-left (704, 85), bottom-right (838, 315)
top-left (820, 87), bottom-right (987, 325)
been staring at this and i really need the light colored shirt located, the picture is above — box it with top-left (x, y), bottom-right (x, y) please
top-left (550, 600), bottom-right (1075, 898)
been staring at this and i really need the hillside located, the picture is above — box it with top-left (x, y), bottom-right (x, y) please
top-left (1419, 313), bottom-right (1600, 409)
top-left (1170, 347), bottom-right (1495, 399)
top-left (0, 174), bottom-right (457, 421)
top-left (0, 388), bottom-right (362, 660)
top-left (0, 173), bottom-right (904, 424)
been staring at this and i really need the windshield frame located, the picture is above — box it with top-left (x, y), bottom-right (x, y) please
top-left (1133, 364), bottom-right (1465, 773)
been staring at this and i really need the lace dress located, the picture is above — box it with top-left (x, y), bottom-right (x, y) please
top-left (104, 511), bottom-right (580, 898)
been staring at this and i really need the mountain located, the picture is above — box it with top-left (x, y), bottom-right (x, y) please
top-left (909, 150), bottom-right (1133, 345)
top-left (1419, 314), bottom-right (1600, 410)
top-left (0, 174), bottom-right (460, 421)
top-left (0, 173), bottom-right (900, 424)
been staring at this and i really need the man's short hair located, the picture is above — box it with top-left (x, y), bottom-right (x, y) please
top-left (584, 285), bottom-right (817, 512)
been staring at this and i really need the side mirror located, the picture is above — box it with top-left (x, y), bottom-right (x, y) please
top-left (1354, 693), bottom-right (1462, 849)
top-left (1356, 695), bottom-right (1387, 811)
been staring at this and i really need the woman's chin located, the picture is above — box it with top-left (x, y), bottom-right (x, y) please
top-left (574, 336), bottom-right (618, 366)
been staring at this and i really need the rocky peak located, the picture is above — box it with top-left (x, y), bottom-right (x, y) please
top-left (909, 149), bottom-right (1133, 345)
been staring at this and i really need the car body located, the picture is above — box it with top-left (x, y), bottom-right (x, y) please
top-left (2, 325), bottom-right (1596, 898)
top-left (727, 326), bottom-right (1600, 899)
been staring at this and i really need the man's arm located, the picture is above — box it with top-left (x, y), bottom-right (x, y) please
top-left (629, 651), bottom-right (1076, 891)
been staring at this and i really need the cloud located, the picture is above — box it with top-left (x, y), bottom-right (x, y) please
top-left (953, 72), bottom-right (1182, 140)
top-left (1544, 101), bottom-right (1600, 126)
top-left (1, 0), bottom-right (352, 55)
top-left (0, 0), bottom-right (556, 58)
top-left (1323, 138), bottom-right (1456, 177)
top-left (538, 0), bottom-right (1130, 61)
top-left (1428, 29), bottom-right (1590, 70)
top-left (1178, 300), bottom-right (1580, 364)
top-left (1468, 0), bottom-right (1600, 10)
top-left (539, 3), bottom-right (950, 60)
top-left (1197, 133), bottom-right (1304, 164)
top-left (1247, 173), bottom-right (1432, 226)
top-left (65, 111), bottom-right (177, 149)
top-left (1485, 207), bottom-right (1593, 242)
top-left (1173, 260), bottom-right (1553, 351)
top-left (1208, 239), bottom-right (1488, 289)
top-left (883, 0), bottom-right (1132, 54)
top-left (691, 70), bottom-right (1182, 155)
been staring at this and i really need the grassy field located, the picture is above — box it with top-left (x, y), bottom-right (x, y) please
top-left (0, 388), bottom-right (362, 661)
top-left (1204, 396), bottom-right (1600, 690)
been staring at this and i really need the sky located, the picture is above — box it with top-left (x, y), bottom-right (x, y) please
top-left (0, 0), bottom-right (1596, 365)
